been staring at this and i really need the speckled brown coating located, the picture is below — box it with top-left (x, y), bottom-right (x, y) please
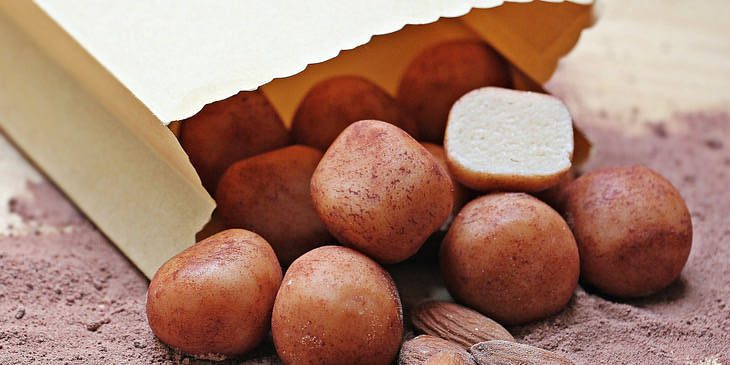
top-left (396, 40), bottom-right (511, 143)
top-left (310, 120), bottom-right (454, 264)
top-left (561, 165), bottom-right (693, 298)
top-left (271, 246), bottom-right (403, 365)
top-left (291, 76), bottom-right (418, 151)
top-left (445, 162), bottom-right (571, 194)
top-left (440, 193), bottom-right (579, 326)
top-left (179, 90), bottom-right (290, 193)
top-left (215, 145), bottom-right (333, 266)
top-left (146, 229), bottom-right (282, 358)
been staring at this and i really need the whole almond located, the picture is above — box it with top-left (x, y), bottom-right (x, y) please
top-left (399, 335), bottom-right (474, 365)
top-left (424, 350), bottom-right (474, 365)
top-left (470, 340), bottom-right (575, 365)
top-left (411, 301), bottom-right (515, 349)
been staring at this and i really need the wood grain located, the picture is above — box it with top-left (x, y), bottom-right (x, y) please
top-left (546, 0), bottom-right (730, 135)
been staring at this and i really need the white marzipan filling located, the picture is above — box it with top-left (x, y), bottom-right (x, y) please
top-left (447, 88), bottom-right (573, 176)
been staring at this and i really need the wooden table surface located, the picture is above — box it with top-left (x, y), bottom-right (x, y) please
top-left (546, 0), bottom-right (730, 133)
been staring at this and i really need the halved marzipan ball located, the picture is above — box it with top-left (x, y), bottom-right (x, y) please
top-left (272, 246), bottom-right (403, 365)
top-left (146, 229), bottom-right (282, 359)
top-left (562, 165), bottom-right (693, 298)
top-left (397, 39), bottom-right (511, 143)
top-left (444, 87), bottom-right (574, 192)
top-left (216, 145), bottom-right (333, 266)
top-left (179, 90), bottom-right (290, 193)
top-left (310, 120), bottom-right (454, 264)
top-left (440, 193), bottom-right (579, 325)
top-left (291, 75), bottom-right (418, 150)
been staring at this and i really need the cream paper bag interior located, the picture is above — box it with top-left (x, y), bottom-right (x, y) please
top-left (0, 0), bottom-right (593, 278)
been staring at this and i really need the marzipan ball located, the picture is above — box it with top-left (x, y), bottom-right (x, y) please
top-left (179, 90), bottom-right (290, 193)
top-left (146, 229), bottom-right (282, 359)
top-left (562, 165), bottom-right (692, 298)
top-left (444, 87), bottom-right (573, 192)
top-left (310, 120), bottom-right (453, 264)
top-left (440, 193), bottom-right (579, 325)
top-left (291, 75), bottom-right (418, 150)
top-left (397, 40), bottom-right (511, 143)
top-left (272, 246), bottom-right (403, 365)
top-left (216, 145), bottom-right (333, 266)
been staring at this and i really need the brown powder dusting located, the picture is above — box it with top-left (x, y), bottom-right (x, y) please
top-left (0, 182), bottom-right (168, 364)
top-left (0, 182), bottom-right (281, 364)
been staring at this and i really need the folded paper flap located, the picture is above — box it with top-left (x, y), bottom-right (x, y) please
top-left (464, 1), bottom-right (595, 84)
top-left (31, 0), bottom-right (591, 125)
top-left (0, 1), bottom-right (205, 192)
top-left (0, 12), bottom-right (216, 278)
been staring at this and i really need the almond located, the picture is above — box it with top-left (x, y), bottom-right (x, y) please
top-left (411, 300), bottom-right (514, 349)
top-left (469, 340), bottom-right (575, 365)
top-left (399, 335), bottom-right (474, 365)
top-left (424, 350), bottom-right (474, 365)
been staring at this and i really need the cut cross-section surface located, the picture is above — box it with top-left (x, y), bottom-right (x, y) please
top-left (445, 87), bottom-right (573, 192)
